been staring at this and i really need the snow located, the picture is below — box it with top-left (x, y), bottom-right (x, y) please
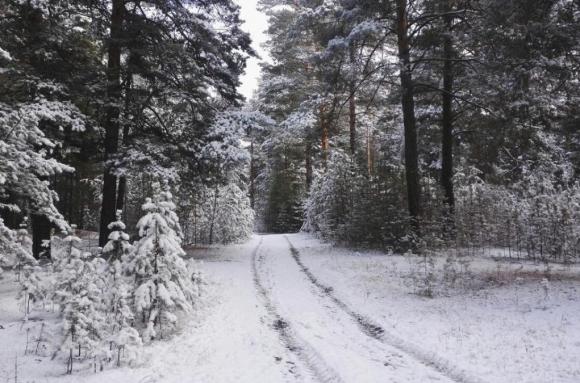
top-left (0, 237), bottom-right (303, 382)
top-left (1, 233), bottom-right (579, 382)
top-left (286, 233), bottom-right (580, 383)
top-left (0, 47), bottom-right (12, 61)
top-left (255, 234), bottom-right (455, 382)
top-left (125, 236), bottom-right (307, 382)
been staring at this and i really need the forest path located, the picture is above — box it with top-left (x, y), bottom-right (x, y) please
top-left (131, 235), bottom-right (309, 383)
top-left (255, 233), bottom-right (456, 383)
top-left (283, 235), bottom-right (487, 383)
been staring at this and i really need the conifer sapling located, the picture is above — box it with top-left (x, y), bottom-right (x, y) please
top-left (128, 192), bottom-right (195, 342)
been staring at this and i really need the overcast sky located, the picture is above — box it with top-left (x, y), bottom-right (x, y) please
top-left (235, 0), bottom-right (269, 101)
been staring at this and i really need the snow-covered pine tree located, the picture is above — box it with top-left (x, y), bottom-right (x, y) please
top-left (106, 259), bottom-right (141, 367)
top-left (11, 220), bottom-right (44, 320)
top-left (102, 210), bottom-right (133, 263)
top-left (99, 259), bottom-right (142, 367)
top-left (0, 218), bottom-right (15, 278)
top-left (0, 218), bottom-right (36, 278)
top-left (212, 184), bottom-right (254, 244)
top-left (128, 192), bottom-right (195, 342)
top-left (14, 222), bottom-right (35, 279)
top-left (101, 211), bottom-right (141, 365)
top-left (19, 264), bottom-right (45, 320)
top-left (53, 228), bottom-right (105, 362)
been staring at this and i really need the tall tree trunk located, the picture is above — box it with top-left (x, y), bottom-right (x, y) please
top-left (321, 125), bottom-right (329, 164)
top-left (115, 72), bottom-right (133, 215)
top-left (441, 1), bottom-right (455, 212)
top-left (349, 46), bottom-right (356, 155)
top-left (249, 137), bottom-right (255, 208)
top-left (305, 139), bottom-right (313, 189)
top-left (115, 175), bottom-right (126, 214)
top-left (208, 184), bottom-right (219, 245)
top-left (68, 172), bottom-right (74, 224)
top-left (366, 125), bottom-right (373, 176)
top-left (99, 0), bottom-right (124, 247)
top-left (193, 199), bottom-right (198, 245)
top-left (396, 0), bottom-right (421, 231)
top-left (32, 214), bottom-right (51, 259)
top-left (319, 106), bottom-right (329, 167)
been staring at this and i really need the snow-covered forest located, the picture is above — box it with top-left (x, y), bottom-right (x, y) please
top-left (0, 0), bottom-right (579, 382)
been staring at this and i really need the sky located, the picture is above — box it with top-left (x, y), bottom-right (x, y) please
top-left (235, 0), bottom-right (269, 101)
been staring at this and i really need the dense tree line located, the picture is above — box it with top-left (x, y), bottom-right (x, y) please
top-left (0, 0), bottom-right (260, 370)
top-left (0, 0), bottom-right (255, 258)
top-left (252, 0), bottom-right (580, 258)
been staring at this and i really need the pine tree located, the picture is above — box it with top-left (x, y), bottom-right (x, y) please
top-left (128, 192), bottom-right (195, 342)
top-left (53, 228), bottom-right (105, 361)
top-left (0, 0), bottom-right (95, 256)
top-left (0, 218), bottom-right (37, 277)
top-left (14, 222), bottom-right (35, 278)
top-left (102, 211), bottom-right (133, 263)
top-left (14, 222), bottom-right (43, 319)
top-left (105, 259), bottom-right (141, 366)
top-left (0, 219), bottom-right (16, 277)
top-left (19, 264), bottom-right (45, 320)
top-left (96, 0), bottom-right (254, 246)
top-left (101, 211), bottom-right (141, 364)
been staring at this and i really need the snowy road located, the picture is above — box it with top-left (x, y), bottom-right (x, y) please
top-left (251, 234), bottom-right (462, 383)
top-left (139, 233), bottom-right (471, 383)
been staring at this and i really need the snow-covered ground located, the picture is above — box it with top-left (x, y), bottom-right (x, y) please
top-left (287, 233), bottom-right (580, 383)
top-left (1, 233), bottom-right (579, 382)
top-left (0, 236), bottom-right (303, 383)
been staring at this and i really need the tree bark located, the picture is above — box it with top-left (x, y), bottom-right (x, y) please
top-left (349, 46), bottom-right (356, 155)
top-left (208, 184), bottom-right (219, 245)
top-left (32, 214), bottom-right (51, 259)
top-left (305, 139), bottom-right (313, 189)
top-left (319, 106), bottom-right (329, 167)
top-left (366, 125), bottom-right (373, 176)
top-left (99, 0), bottom-right (124, 247)
top-left (396, 0), bottom-right (421, 231)
top-left (249, 137), bottom-right (255, 208)
top-left (115, 176), bottom-right (126, 214)
top-left (441, 1), bottom-right (455, 212)
top-left (115, 72), bottom-right (133, 215)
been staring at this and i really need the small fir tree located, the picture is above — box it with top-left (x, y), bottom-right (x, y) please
top-left (53, 228), bottom-right (105, 361)
top-left (101, 212), bottom-right (141, 365)
top-left (102, 210), bottom-right (133, 263)
top-left (19, 265), bottom-right (45, 320)
top-left (106, 264), bottom-right (142, 366)
top-left (0, 218), bottom-right (35, 278)
top-left (14, 222), bottom-right (36, 279)
top-left (128, 192), bottom-right (195, 342)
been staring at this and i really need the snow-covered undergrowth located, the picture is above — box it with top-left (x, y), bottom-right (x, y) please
top-left (0, 193), bottom-right (206, 382)
top-left (0, 265), bottom-right (207, 383)
top-left (288, 233), bottom-right (580, 383)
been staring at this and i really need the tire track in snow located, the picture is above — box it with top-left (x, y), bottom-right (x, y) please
top-left (285, 235), bottom-right (487, 383)
top-left (251, 237), bottom-right (344, 383)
